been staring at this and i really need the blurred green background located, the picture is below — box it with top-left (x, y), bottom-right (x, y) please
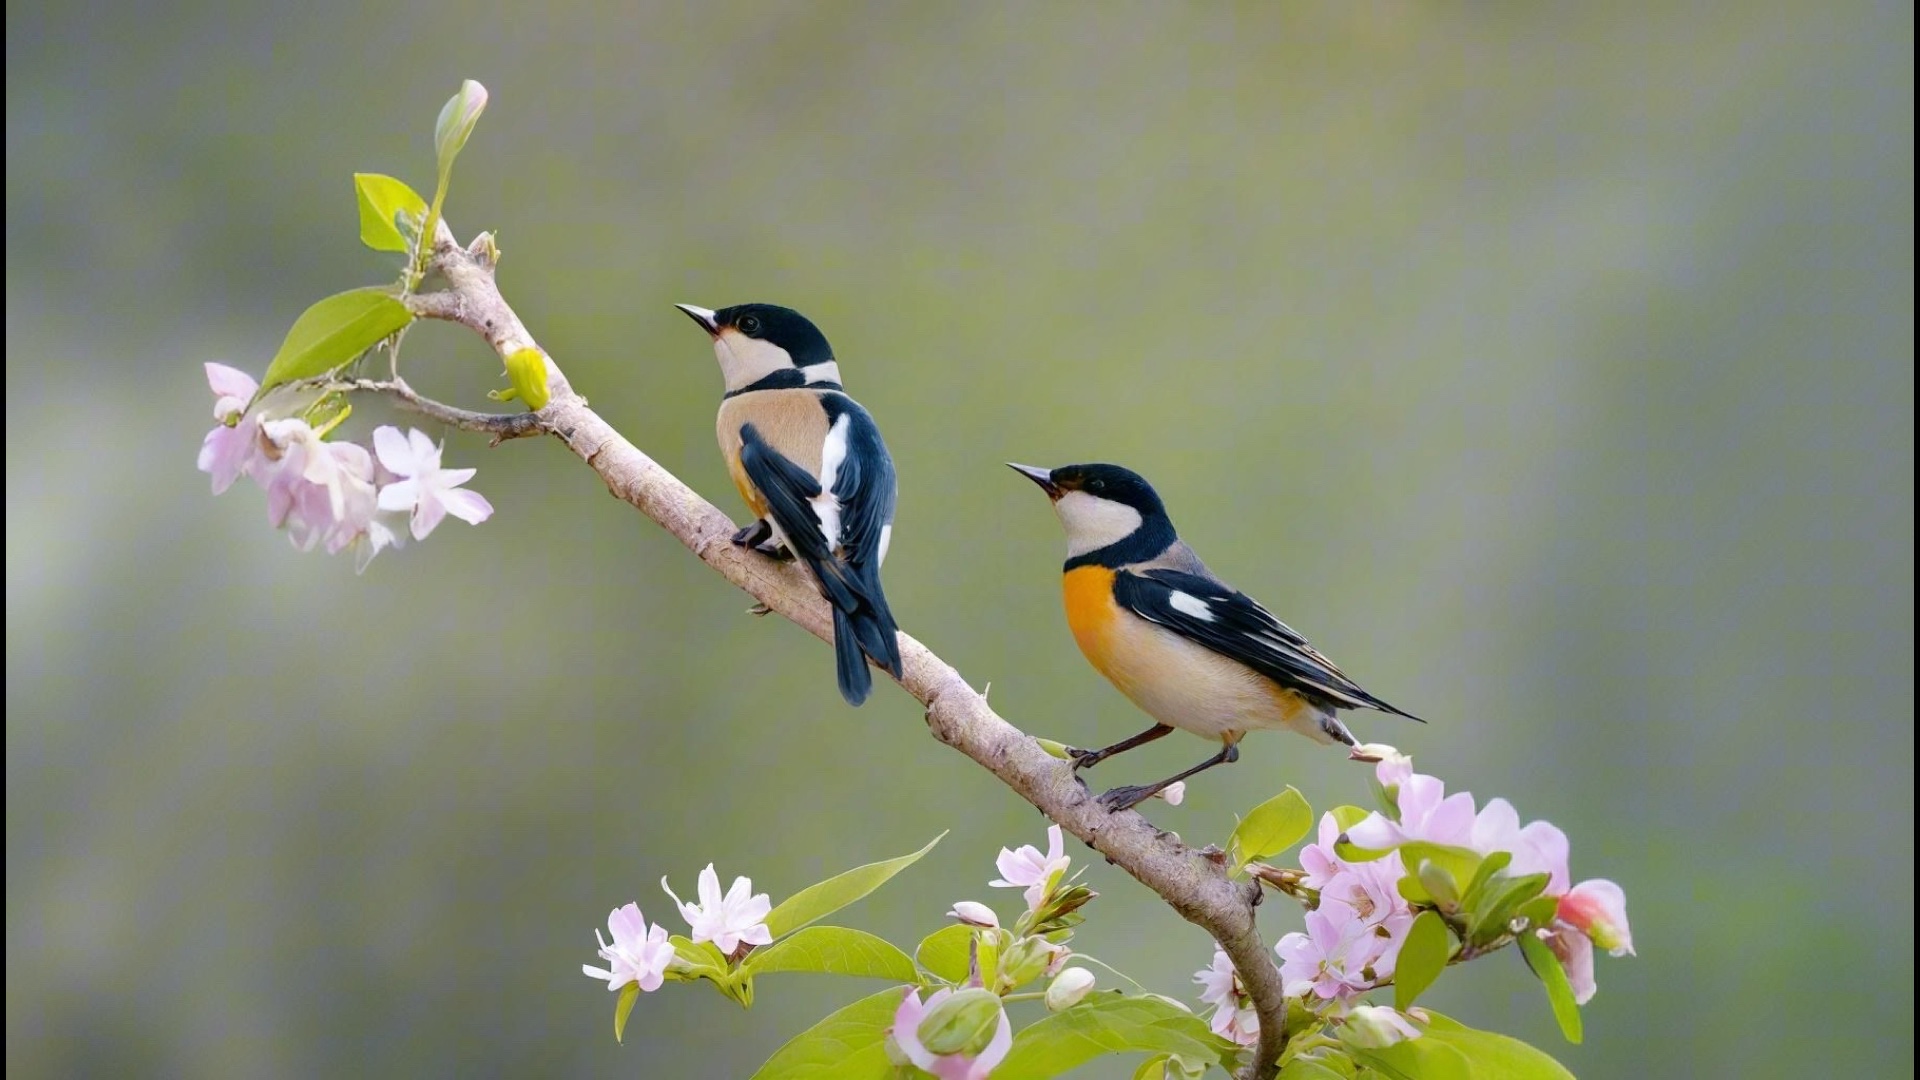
top-left (6, 3), bottom-right (1913, 1076)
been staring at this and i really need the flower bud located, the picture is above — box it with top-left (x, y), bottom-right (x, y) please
top-left (946, 901), bottom-right (999, 929)
top-left (504, 347), bottom-right (551, 410)
top-left (1034, 737), bottom-right (1073, 759)
top-left (1557, 878), bottom-right (1634, 956)
top-left (916, 987), bottom-right (1004, 1057)
top-left (1341, 1004), bottom-right (1423, 1049)
top-left (435, 79), bottom-right (489, 168)
top-left (1044, 966), bottom-right (1096, 1011)
top-left (1156, 781), bottom-right (1186, 806)
top-left (1348, 743), bottom-right (1410, 765)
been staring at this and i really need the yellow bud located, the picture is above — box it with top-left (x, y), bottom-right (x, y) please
top-left (504, 347), bottom-right (550, 410)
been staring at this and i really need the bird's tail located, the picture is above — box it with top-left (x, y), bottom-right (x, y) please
top-left (822, 564), bottom-right (903, 707)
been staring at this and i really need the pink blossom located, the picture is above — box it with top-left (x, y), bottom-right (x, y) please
top-left (990, 823), bottom-right (1070, 911)
top-left (1276, 904), bottom-right (1381, 1001)
top-left (1299, 813), bottom-right (1346, 891)
top-left (890, 987), bottom-right (1012, 1080)
top-left (1541, 924), bottom-right (1598, 1004)
top-left (1470, 797), bottom-right (1571, 895)
top-left (1215, 1004), bottom-right (1261, 1046)
top-left (662, 864), bottom-right (772, 954)
top-left (1194, 945), bottom-right (1262, 1044)
top-left (1193, 945), bottom-right (1240, 1011)
top-left (1345, 765), bottom-right (1476, 850)
top-left (1557, 879), bottom-right (1634, 956)
top-left (197, 363), bottom-right (262, 493)
top-left (374, 426), bottom-right (494, 540)
top-left (581, 903), bottom-right (675, 993)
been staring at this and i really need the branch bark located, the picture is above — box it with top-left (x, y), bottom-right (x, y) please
top-left (389, 225), bottom-right (1293, 1076)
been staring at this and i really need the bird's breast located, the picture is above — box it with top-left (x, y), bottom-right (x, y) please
top-left (1062, 565), bottom-right (1325, 741)
top-left (717, 390), bottom-right (832, 513)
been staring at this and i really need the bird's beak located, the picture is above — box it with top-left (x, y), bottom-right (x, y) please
top-left (1007, 462), bottom-right (1061, 499)
top-left (675, 303), bottom-right (720, 336)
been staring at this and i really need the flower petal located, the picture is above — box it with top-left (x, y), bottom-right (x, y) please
top-left (373, 426), bottom-right (417, 476)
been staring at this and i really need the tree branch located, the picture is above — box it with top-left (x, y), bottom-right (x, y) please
top-left (385, 224), bottom-right (1293, 1076)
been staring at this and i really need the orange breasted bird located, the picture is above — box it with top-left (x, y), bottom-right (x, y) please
top-left (1010, 462), bottom-right (1423, 811)
top-left (678, 303), bottom-right (903, 705)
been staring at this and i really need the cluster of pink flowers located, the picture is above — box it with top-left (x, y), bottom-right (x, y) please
top-left (1199, 756), bottom-right (1634, 1044)
top-left (583, 864), bottom-right (773, 994)
top-left (196, 363), bottom-right (493, 571)
top-left (1287, 757), bottom-right (1632, 1007)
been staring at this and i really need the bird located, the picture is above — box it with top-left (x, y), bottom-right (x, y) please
top-left (1009, 462), bottom-right (1423, 811)
top-left (677, 302), bottom-right (903, 706)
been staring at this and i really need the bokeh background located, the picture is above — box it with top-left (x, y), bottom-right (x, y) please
top-left (7, 3), bottom-right (1913, 1076)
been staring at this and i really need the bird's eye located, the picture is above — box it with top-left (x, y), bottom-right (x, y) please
top-left (1089, 478), bottom-right (1106, 492)
top-left (738, 314), bottom-right (763, 335)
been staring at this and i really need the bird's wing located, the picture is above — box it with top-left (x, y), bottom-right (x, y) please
top-left (821, 398), bottom-right (897, 580)
top-left (737, 413), bottom-right (893, 620)
top-left (1112, 567), bottom-right (1423, 720)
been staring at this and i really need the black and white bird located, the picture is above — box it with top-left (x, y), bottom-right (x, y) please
top-left (1010, 462), bottom-right (1423, 810)
top-left (678, 303), bottom-right (903, 705)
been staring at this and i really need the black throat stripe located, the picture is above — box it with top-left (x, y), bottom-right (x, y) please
top-left (723, 368), bottom-right (843, 399)
top-left (1062, 515), bottom-right (1178, 571)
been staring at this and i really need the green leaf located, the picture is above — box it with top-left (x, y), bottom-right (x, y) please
top-left (1414, 859), bottom-right (1461, 909)
top-left (1135, 1053), bottom-right (1210, 1080)
top-left (1518, 933), bottom-right (1584, 1044)
top-left (353, 173), bottom-right (428, 252)
top-left (1458, 850), bottom-right (1514, 912)
top-left (915, 924), bottom-right (973, 984)
top-left (1329, 805), bottom-right (1372, 832)
top-left (1393, 910), bottom-right (1452, 1011)
top-left (668, 935), bottom-right (730, 981)
top-left (741, 926), bottom-right (918, 983)
top-left (766, 833), bottom-right (945, 938)
top-left (992, 994), bottom-right (1237, 1080)
top-left (1468, 872), bottom-right (1551, 944)
top-left (1276, 1055), bottom-right (1355, 1079)
top-left (1419, 1011), bottom-right (1577, 1079)
top-left (256, 287), bottom-right (412, 396)
top-left (1397, 843), bottom-right (1483, 892)
top-left (749, 986), bottom-right (903, 1080)
top-left (612, 982), bottom-right (640, 1043)
top-left (1230, 786), bottom-right (1312, 871)
top-left (1345, 1031), bottom-right (1471, 1080)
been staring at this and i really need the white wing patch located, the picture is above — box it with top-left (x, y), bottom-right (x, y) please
top-left (1168, 590), bottom-right (1214, 622)
top-left (812, 413), bottom-right (852, 551)
top-left (878, 523), bottom-right (893, 566)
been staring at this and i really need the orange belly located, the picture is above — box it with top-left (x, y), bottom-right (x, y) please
top-left (1061, 565), bottom-right (1330, 742)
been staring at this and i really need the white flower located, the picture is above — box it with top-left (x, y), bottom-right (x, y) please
top-left (947, 901), bottom-right (999, 929)
top-left (662, 864), bottom-right (772, 954)
top-left (990, 824), bottom-right (1070, 911)
top-left (374, 426), bottom-right (494, 540)
top-left (1157, 781), bottom-right (1186, 806)
top-left (581, 902), bottom-right (675, 993)
top-left (1193, 945), bottom-right (1240, 1011)
top-left (1045, 967), bottom-right (1096, 1011)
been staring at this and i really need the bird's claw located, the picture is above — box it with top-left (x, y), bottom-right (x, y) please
top-left (1095, 785), bottom-right (1155, 813)
top-left (1066, 746), bottom-right (1102, 772)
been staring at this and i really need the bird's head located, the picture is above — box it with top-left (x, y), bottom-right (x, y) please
top-left (1008, 462), bottom-right (1174, 559)
top-left (675, 302), bottom-right (838, 392)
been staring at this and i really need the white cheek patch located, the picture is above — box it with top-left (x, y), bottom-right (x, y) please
top-left (1055, 491), bottom-right (1145, 557)
top-left (1168, 591), bottom-right (1214, 622)
top-left (812, 413), bottom-right (852, 551)
top-left (714, 331), bottom-right (797, 390)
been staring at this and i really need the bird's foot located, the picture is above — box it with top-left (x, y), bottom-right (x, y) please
top-left (1095, 785), bottom-right (1156, 813)
top-left (754, 539), bottom-right (796, 560)
top-left (1066, 746), bottom-right (1103, 772)
top-left (731, 520), bottom-right (772, 548)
